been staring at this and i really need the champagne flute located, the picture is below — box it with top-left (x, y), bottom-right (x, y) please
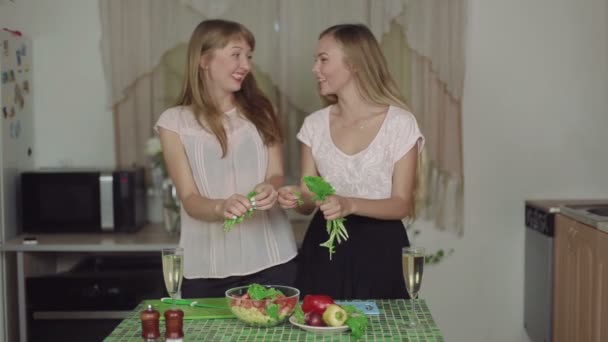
top-left (162, 247), bottom-right (184, 307)
top-left (402, 246), bottom-right (425, 328)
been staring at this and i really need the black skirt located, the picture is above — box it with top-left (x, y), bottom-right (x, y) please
top-left (295, 211), bottom-right (410, 300)
top-left (182, 258), bottom-right (297, 298)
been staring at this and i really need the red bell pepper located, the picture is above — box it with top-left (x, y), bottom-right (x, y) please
top-left (301, 294), bottom-right (335, 315)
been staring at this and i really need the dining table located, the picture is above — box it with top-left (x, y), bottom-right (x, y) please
top-left (104, 298), bottom-right (444, 341)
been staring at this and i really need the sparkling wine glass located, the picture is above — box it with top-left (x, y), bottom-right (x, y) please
top-left (402, 246), bottom-right (425, 328)
top-left (162, 247), bottom-right (184, 307)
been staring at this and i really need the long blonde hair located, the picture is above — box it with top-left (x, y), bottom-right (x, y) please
top-left (176, 19), bottom-right (282, 157)
top-left (318, 24), bottom-right (410, 110)
top-left (319, 24), bottom-right (426, 219)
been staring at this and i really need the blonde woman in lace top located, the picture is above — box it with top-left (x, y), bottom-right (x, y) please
top-left (278, 24), bottom-right (424, 299)
top-left (156, 19), bottom-right (297, 298)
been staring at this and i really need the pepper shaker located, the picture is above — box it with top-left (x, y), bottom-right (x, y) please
top-left (140, 304), bottom-right (160, 342)
top-left (165, 308), bottom-right (184, 342)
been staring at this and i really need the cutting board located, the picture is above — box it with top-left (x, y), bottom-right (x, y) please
top-left (143, 298), bottom-right (234, 320)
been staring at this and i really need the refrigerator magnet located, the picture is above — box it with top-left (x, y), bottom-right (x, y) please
top-left (16, 51), bottom-right (21, 66)
top-left (9, 70), bottom-right (15, 82)
top-left (14, 84), bottom-right (23, 109)
top-left (20, 43), bottom-right (26, 56)
top-left (1, 71), bottom-right (7, 84)
top-left (14, 120), bottom-right (21, 138)
top-left (2, 107), bottom-right (7, 119)
top-left (10, 120), bottom-right (21, 139)
top-left (9, 106), bottom-right (15, 118)
top-left (2, 40), bottom-right (7, 57)
top-left (23, 80), bottom-right (29, 93)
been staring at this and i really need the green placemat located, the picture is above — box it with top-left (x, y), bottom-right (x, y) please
top-left (144, 298), bottom-right (234, 320)
top-left (105, 299), bottom-right (444, 341)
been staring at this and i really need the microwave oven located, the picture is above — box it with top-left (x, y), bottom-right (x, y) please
top-left (21, 169), bottom-right (146, 233)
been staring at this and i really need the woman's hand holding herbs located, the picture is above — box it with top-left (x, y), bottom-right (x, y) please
top-left (318, 195), bottom-right (355, 220)
top-left (219, 193), bottom-right (252, 220)
top-left (303, 176), bottom-right (349, 260)
top-left (222, 191), bottom-right (256, 232)
top-left (222, 184), bottom-right (275, 232)
top-left (252, 183), bottom-right (278, 210)
top-left (277, 185), bottom-right (303, 209)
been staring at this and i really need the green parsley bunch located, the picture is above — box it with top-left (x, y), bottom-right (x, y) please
top-left (223, 190), bottom-right (257, 232)
top-left (303, 176), bottom-right (349, 260)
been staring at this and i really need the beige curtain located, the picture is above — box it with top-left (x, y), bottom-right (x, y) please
top-left (400, 0), bottom-right (467, 235)
top-left (99, 0), bottom-right (466, 235)
top-left (100, 0), bottom-right (404, 177)
top-left (99, 0), bottom-right (205, 168)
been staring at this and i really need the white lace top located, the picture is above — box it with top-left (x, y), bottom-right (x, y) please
top-left (155, 106), bottom-right (297, 279)
top-left (297, 105), bottom-right (425, 200)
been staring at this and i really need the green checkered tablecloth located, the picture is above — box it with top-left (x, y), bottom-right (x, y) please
top-left (105, 299), bottom-right (443, 341)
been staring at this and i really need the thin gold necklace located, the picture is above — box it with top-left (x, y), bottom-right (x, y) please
top-left (334, 110), bottom-right (384, 130)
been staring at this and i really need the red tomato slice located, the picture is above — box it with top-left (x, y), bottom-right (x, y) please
top-left (252, 300), bottom-right (267, 309)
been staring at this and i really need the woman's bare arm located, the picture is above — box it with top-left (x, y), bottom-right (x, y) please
top-left (159, 128), bottom-right (230, 221)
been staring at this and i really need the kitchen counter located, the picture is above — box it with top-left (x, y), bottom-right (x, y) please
top-left (0, 224), bottom-right (178, 342)
top-left (105, 299), bottom-right (444, 341)
top-left (526, 199), bottom-right (608, 233)
top-left (558, 202), bottom-right (608, 233)
top-left (526, 199), bottom-right (608, 213)
top-left (1, 222), bottom-right (311, 341)
top-left (0, 224), bottom-right (179, 252)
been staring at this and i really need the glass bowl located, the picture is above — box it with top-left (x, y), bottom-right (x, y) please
top-left (225, 285), bottom-right (300, 327)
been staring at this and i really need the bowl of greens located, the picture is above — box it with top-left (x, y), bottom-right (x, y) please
top-left (226, 284), bottom-right (299, 327)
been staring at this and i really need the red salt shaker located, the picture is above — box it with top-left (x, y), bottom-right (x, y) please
top-left (165, 308), bottom-right (184, 341)
top-left (140, 304), bottom-right (160, 341)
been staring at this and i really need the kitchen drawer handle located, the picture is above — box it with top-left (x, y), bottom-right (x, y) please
top-left (32, 310), bottom-right (132, 320)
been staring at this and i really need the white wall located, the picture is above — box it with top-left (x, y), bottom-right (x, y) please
top-left (416, 0), bottom-right (608, 341)
top-left (0, 1), bottom-right (113, 341)
top-left (0, 0), bottom-right (607, 342)
top-left (0, 0), bottom-right (114, 168)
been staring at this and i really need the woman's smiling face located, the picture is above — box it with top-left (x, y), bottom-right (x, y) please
top-left (312, 35), bottom-right (355, 96)
top-left (202, 38), bottom-right (252, 97)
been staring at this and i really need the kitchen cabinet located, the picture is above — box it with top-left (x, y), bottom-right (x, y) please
top-left (597, 226), bottom-right (608, 340)
top-left (553, 214), bottom-right (608, 342)
top-left (0, 224), bottom-right (178, 342)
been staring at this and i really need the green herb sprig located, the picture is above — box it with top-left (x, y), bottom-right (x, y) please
top-left (293, 191), bottom-right (304, 206)
top-left (246, 283), bottom-right (283, 321)
top-left (303, 176), bottom-right (334, 201)
top-left (303, 176), bottom-right (349, 260)
top-left (246, 283), bottom-right (283, 300)
top-left (223, 190), bottom-right (257, 232)
top-left (293, 303), bottom-right (305, 324)
top-left (342, 305), bottom-right (369, 339)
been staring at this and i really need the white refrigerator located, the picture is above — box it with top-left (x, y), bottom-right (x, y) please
top-left (0, 29), bottom-right (34, 342)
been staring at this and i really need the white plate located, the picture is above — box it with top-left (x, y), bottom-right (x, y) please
top-left (289, 316), bottom-right (350, 334)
